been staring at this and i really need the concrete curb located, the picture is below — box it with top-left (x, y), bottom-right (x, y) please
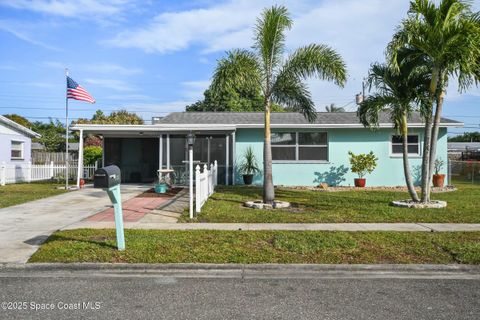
top-left (1, 263), bottom-right (479, 280)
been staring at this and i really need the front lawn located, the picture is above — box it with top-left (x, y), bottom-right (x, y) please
top-left (0, 182), bottom-right (66, 209)
top-left (180, 181), bottom-right (480, 223)
top-left (29, 229), bottom-right (480, 264)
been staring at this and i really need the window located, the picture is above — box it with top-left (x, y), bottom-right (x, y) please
top-left (11, 141), bottom-right (24, 159)
top-left (391, 135), bottom-right (420, 155)
top-left (272, 132), bottom-right (328, 161)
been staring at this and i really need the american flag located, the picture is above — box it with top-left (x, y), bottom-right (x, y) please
top-left (67, 76), bottom-right (95, 104)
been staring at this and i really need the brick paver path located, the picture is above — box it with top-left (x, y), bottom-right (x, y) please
top-left (86, 188), bottom-right (181, 222)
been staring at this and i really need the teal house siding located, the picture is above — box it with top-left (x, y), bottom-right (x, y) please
top-left (235, 127), bottom-right (448, 187)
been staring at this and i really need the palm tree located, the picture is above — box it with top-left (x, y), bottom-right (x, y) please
top-left (211, 6), bottom-right (347, 204)
top-left (388, 0), bottom-right (480, 202)
top-left (359, 53), bottom-right (430, 202)
top-left (325, 103), bottom-right (345, 112)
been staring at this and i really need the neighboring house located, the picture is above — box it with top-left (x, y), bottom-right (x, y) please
top-left (0, 115), bottom-right (40, 165)
top-left (71, 112), bottom-right (462, 186)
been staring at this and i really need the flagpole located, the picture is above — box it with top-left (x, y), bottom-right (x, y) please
top-left (65, 68), bottom-right (69, 190)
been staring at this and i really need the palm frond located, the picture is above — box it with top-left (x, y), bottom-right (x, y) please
top-left (270, 77), bottom-right (317, 122)
top-left (254, 5), bottom-right (292, 79)
top-left (358, 94), bottom-right (396, 129)
top-left (280, 44), bottom-right (347, 87)
top-left (210, 49), bottom-right (262, 96)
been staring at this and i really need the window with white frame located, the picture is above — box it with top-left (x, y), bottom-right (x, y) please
top-left (272, 132), bottom-right (328, 161)
top-left (11, 140), bottom-right (24, 159)
top-left (391, 135), bottom-right (420, 155)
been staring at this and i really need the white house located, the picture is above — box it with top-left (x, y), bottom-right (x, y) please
top-left (0, 115), bottom-right (40, 184)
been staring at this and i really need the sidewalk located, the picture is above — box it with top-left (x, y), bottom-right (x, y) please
top-left (62, 222), bottom-right (480, 232)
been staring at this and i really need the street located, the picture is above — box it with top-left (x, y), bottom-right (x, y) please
top-left (0, 264), bottom-right (478, 319)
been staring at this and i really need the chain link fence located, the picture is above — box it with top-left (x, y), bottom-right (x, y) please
top-left (449, 160), bottom-right (480, 184)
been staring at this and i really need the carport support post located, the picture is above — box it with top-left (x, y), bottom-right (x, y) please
top-left (76, 129), bottom-right (84, 188)
top-left (189, 143), bottom-right (194, 219)
top-left (105, 185), bottom-right (125, 251)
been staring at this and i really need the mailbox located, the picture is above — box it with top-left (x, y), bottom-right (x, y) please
top-left (94, 165), bottom-right (121, 189)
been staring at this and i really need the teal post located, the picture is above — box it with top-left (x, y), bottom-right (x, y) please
top-left (105, 184), bottom-right (125, 250)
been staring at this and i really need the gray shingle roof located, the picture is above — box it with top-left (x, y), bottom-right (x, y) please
top-left (156, 112), bottom-right (460, 126)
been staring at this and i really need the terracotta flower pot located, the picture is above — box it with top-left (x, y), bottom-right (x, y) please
top-left (243, 174), bottom-right (254, 185)
top-left (354, 178), bottom-right (366, 187)
top-left (432, 174), bottom-right (445, 188)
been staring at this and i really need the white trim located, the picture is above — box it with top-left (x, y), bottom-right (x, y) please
top-left (232, 131), bottom-right (236, 185)
top-left (166, 134), bottom-right (170, 169)
top-left (0, 115), bottom-right (41, 138)
top-left (389, 133), bottom-right (421, 157)
top-left (225, 134), bottom-right (229, 185)
top-left (271, 131), bottom-right (329, 162)
top-left (10, 140), bottom-right (24, 160)
top-left (159, 134), bottom-right (163, 170)
top-left (70, 121), bottom-right (462, 132)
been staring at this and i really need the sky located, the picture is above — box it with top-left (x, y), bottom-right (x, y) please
top-left (0, 0), bottom-right (479, 136)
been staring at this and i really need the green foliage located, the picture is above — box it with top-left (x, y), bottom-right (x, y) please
top-left (31, 119), bottom-right (66, 152)
top-left (3, 114), bottom-right (32, 128)
top-left (75, 109), bottom-right (144, 125)
top-left (239, 146), bottom-right (260, 175)
top-left (348, 151), bottom-right (378, 179)
top-left (449, 132), bottom-right (480, 142)
top-left (186, 87), bottom-right (264, 112)
top-left (434, 158), bottom-right (445, 175)
top-left (210, 5), bottom-right (347, 120)
top-left (83, 146), bottom-right (102, 165)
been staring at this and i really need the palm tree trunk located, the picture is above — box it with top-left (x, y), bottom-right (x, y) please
top-left (427, 87), bottom-right (445, 193)
top-left (263, 101), bottom-right (275, 204)
top-left (421, 66), bottom-right (440, 203)
top-left (401, 113), bottom-right (420, 202)
top-left (421, 114), bottom-right (432, 202)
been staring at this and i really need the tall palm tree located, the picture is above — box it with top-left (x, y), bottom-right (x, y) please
top-left (211, 6), bottom-right (347, 204)
top-left (325, 103), bottom-right (345, 112)
top-left (359, 53), bottom-right (430, 202)
top-left (388, 0), bottom-right (480, 202)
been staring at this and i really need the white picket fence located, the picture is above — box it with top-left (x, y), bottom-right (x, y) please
top-left (0, 161), bottom-right (97, 186)
top-left (195, 160), bottom-right (218, 213)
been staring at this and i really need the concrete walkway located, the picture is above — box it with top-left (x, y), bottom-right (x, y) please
top-left (0, 184), bottom-right (149, 263)
top-left (62, 222), bottom-right (480, 232)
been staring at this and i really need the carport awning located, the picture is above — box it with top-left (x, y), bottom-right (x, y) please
top-left (70, 124), bottom-right (236, 136)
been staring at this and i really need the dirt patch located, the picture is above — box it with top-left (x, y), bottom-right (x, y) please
top-left (137, 187), bottom-right (183, 198)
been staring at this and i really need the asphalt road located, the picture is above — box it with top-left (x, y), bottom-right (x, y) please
top-left (0, 264), bottom-right (479, 320)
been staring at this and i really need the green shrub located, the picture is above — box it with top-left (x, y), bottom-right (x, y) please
top-left (83, 146), bottom-right (102, 165)
top-left (348, 151), bottom-right (378, 179)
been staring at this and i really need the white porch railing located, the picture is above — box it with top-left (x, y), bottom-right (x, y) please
top-left (195, 160), bottom-right (218, 213)
top-left (0, 161), bottom-right (97, 186)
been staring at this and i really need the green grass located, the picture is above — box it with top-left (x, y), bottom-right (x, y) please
top-left (29, 229), bottom-right (480, 264)
top-left (179, 181), bottom-right (480, 223)
top-left (0, 182), bottom-right (66, 208)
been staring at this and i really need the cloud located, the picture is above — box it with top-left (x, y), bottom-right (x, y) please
top-left (104, 0), bottom-right (411, 107)
top-left (84, 78), bottom-right (135, 92)
top-left (0, 0), bottom-right (132, 19)
top-left (0, 20), bottom-right (61, 51)
top-left (42, 61), bottom-right (142, 76)
top-left (181, 80), bottom-right (211, 100)
top-left (105, 0), bottom-right (266, 53)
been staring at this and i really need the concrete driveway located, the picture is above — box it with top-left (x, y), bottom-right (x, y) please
top-left (0, 184), bottom-right (149, 263)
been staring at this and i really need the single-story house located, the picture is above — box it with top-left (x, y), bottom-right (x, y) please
top-left (71, 112), bottom-right (462, 187)
top-left (0, 115), bottom-right (40, 165)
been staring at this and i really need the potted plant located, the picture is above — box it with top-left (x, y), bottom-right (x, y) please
top-left (239, 146), bottom-right (260, 185)
top-left (432, 158), bottom-right (445, 188)
top-left (348, 151), bottom-right (378, 187)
